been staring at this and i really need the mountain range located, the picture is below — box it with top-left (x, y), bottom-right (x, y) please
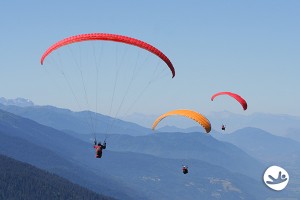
top-left (0, 102), bottom-right (151, 136)
top-left (0, 108), bottom-right (277, 199)
top-left (1, 97), bottom-right (300, 139)
top-left (0, 97), bottom-right (299, 199)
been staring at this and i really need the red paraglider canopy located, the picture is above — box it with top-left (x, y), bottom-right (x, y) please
top-left (211, 91), bottom-right (247, 110)
top-left (40, 33), bottom-right (175, 78)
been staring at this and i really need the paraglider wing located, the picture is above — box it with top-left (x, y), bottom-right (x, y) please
top-left (40, 33), bottom-right (175, 78)
top-left (152, 109), bottom-right (211, 133)
top-left (211, 91), bottom-right (247, 110)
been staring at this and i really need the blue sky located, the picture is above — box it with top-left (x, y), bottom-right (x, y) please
top-left (1, 1), bottom-right (300, 117)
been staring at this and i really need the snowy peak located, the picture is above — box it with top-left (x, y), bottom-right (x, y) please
top-left (0, 97), bottom-right (34, 107)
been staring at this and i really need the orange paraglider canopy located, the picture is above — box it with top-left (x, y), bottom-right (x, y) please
top-left (152, 109), bottom-right (211, 133)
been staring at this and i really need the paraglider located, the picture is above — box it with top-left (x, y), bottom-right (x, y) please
top-left (211, 91), bottom-right (247, 132)
top-left (152, 109), bottom-right (211, 133)
top-left (41, 33), bottom-right (176, 159)
top-left (93, 139), bottom-right (106, 158)
top-left (152, 109), bottom-right (211, 174)
top-left (221, 124), bottom-right (226, 131)
top-left (182, 165), bottom-right (189, 174)
top-left (40, 33), bottom-right (175, 78)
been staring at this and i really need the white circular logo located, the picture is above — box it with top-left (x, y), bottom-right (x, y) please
top-left (263, 165), bottom-right (289, 191)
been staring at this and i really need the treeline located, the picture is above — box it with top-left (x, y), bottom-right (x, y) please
top-left (0, 154), bottom-right (116, 200)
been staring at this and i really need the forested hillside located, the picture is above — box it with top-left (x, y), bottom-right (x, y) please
top-left (0, 154), bottom-right (115, 200)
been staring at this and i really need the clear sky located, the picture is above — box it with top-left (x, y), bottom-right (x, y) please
top-left (1, 0), bottom-right (300, 117)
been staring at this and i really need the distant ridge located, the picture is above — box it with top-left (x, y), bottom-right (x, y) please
top-left (0, 100), bottom-right (151, 136)
top-left (0, 97), bottom-right (34, 107)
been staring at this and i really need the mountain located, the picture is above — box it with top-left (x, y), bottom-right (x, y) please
top-left (0, 109), bottom-right (146, 200)
top-left (211, 127), bottom-right (300, 196)
top-left (0, 97), bottom-right (34, 107)
top-left (226, 112), bottom-right (300, 137)
top-left (211, 127), bottom-right (300, 163)
top-left (0, 154), bottom-right (115, 200)
top-left (0, 108), bottom-right (286, 199)
top-left (285, 127), bottom-right (300, 143)
top-left (70, 131), bottom-right (266, 180)
top-left (0, 103), bottom-right (151, 136)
